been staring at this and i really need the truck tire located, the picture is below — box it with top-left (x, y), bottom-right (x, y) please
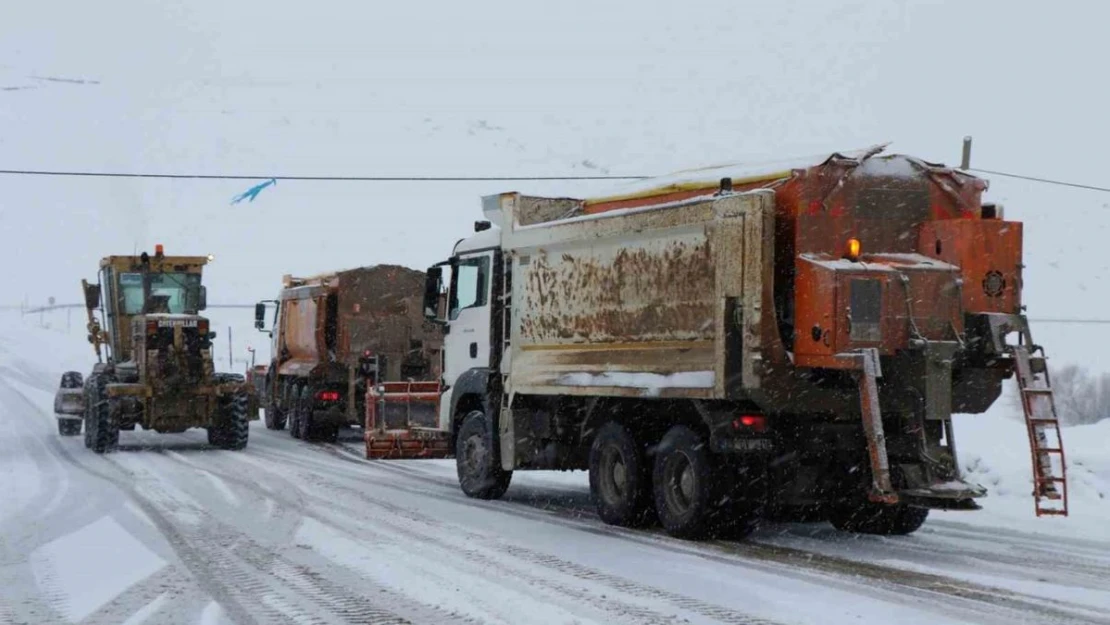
top-left (264, 404), bottom-right (287, 430)
top-left (456, 410), bottom-right (512, 500)
top-left (289, 384), bottom-right (305, 439)
top-left (264, 374), bottom-right (287, 430)
top-left (652, 425), bottom-right (721, 539)
top-left (57, 419), bottom-right (82, 436)
top-left (589, 422), bottom-right (655, 527)
top-left (208, 390), bottom-right (250, 451)
top-left (829, 502), bottom-right (929, 535)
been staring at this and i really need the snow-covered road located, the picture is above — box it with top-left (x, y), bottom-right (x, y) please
top-left (3, 360), bottom-right (1110, 625)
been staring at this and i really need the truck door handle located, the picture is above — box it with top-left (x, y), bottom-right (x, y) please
top-left (469, 342), bottom-right (478, 358)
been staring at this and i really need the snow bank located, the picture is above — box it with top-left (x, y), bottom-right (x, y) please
top-left (557, 370), bottom-right (715, 394)
top-left (947, 407), bottom-right (1110, 539)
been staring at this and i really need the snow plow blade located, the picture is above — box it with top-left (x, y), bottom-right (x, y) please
top-left (364, 381), bottom-right (452, 460)
top-left (366, 428), bottom-right (452, 459)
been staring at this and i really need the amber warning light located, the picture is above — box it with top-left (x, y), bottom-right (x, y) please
top-left (155, 244), bottom-right (164, 257)
top-left (844, 238), bottom-right (861, 262)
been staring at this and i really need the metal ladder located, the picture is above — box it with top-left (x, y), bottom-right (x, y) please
top-left (1011, 339), bottom-right (1068, 516)
top-left (498, 255), bottom-right (514, 436)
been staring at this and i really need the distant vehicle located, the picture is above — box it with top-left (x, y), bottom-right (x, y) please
top-left (423, 146), bottom-right (1069, 540)
top-left (53, 371), bottom-right (85, 436)
top-left (255, 264), bottom-right (450, 457)
top-left (62, 245), bottom-right (258, 452)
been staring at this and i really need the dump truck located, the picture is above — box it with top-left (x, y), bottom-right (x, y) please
top-left (255, 264), bottom-right (448, 453)
top-left (68, 245), bottom-right (258, 453)
top-left (422, 145), bottom-right (1068, 539)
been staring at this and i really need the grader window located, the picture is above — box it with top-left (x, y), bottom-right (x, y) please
top-left (120, 273), bottom-right (146, 314)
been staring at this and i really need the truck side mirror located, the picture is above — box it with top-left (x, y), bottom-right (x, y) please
top-left (254, 302), bottom-right (266, 330)
top-left (423, 267), bottom-right (444, 322)
top-left (198, 286), bottom-right (208, 311)
top-left (83, 282), bottom-right (101, 309)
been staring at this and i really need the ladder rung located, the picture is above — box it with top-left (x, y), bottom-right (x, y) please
top-left (1022, 387), bottom-right (1053, 394)
top-left (1028, 418), bottom-right (1059, 424)
top-left (1034, 448), bottom-right (1064, 454)
top-left (1036, 477), bottom-right (1067, 483)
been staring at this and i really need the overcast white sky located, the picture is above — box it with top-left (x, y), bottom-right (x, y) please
top-left (1, 0), bottom-right (1106, 372)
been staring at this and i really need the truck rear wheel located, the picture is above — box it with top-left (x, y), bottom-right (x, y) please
top-left (589, 422), bottom-right (654, 527)
top-left (456, 410), bottom-right (512, 500)
top-left (829, 502), bottom-right (929, 535)
top-left (264, 404), bottom-right (287, 430)
top-left (653, 425), bottom-right (720, 539)
top-left (264, 375), bottom-right (287, 430)
top-left (289, 384), bottom-right (305, 439)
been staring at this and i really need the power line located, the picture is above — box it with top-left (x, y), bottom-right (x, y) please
top-left (1, 164), bottom-right (1108, 194)
top-left (0, 169), bottom-right (647, 181)
top-left (968, 168), bottom-right (1110, 194)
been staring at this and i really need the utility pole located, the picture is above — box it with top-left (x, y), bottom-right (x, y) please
top-left (960, 136), bottom-right (972, 170)
top-left (228, 326), bottom-right (233, 370)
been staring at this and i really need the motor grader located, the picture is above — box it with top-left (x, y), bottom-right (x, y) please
top-left (67, 245), bottom-right (258, 452)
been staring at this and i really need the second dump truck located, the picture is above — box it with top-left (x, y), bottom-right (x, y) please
top-left (423, 146), bottom-right (1068, 539)
top-left (255, 264), bottom-right (447, 453)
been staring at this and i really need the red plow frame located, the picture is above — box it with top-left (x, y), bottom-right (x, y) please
top-left (364, 380), bottom-right (452, 459)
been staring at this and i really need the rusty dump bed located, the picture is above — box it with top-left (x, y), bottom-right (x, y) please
top-left (489, 190), bottom-right (773, 400)
top-left (276, 265), bottom-right (441, 381)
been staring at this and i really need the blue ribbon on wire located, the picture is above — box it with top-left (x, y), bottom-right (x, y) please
top-left (231, 178), bottom-right (277, 204)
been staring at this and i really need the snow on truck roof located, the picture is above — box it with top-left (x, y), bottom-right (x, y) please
top-left (472, 143), bottom-right (971, 243)
top-left (583, 143), bottom-right (890, 205)
top-left (581, 143), bottom-right (883, 202)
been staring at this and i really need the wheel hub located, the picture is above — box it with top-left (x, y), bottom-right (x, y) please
top-left (664, 452), bottom-right (696, 515)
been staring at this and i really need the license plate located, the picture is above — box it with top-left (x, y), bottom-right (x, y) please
top-left (733, 438), bottom-right (773, 452)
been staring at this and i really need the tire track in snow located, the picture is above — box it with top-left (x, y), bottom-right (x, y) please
top-left (36, 430), bottom-right (277, 625)
top-left (236, 443), bottom-right (794, 625)
top-left (304, 439), bottom-right (1110, 625)
top-left (174, 448), bottom-right (699, 625)
top-left (106, 455), bottom-right (432, 625)
top-left (130, 449), bottom-right (481, 625)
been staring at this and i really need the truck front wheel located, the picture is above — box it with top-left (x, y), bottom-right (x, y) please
top-left (653, 425), bottom-right (719, 539)
top-left (590, 422), bottom-right (654, 527)
top-left (456, 410), bottom-right (512, 500)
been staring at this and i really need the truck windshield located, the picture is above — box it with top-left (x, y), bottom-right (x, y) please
top-left (120, 272), bottom-right (202, 314)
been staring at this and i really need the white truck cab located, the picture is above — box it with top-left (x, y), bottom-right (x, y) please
top-left (432, 222), bottom-right (501, 431)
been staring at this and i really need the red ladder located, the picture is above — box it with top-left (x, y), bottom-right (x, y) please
top-left (1012, 344), bottom-right (1068, 517)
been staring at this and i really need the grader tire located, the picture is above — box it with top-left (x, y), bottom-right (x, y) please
top-left (209, 391), bottom-right (250, 451)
